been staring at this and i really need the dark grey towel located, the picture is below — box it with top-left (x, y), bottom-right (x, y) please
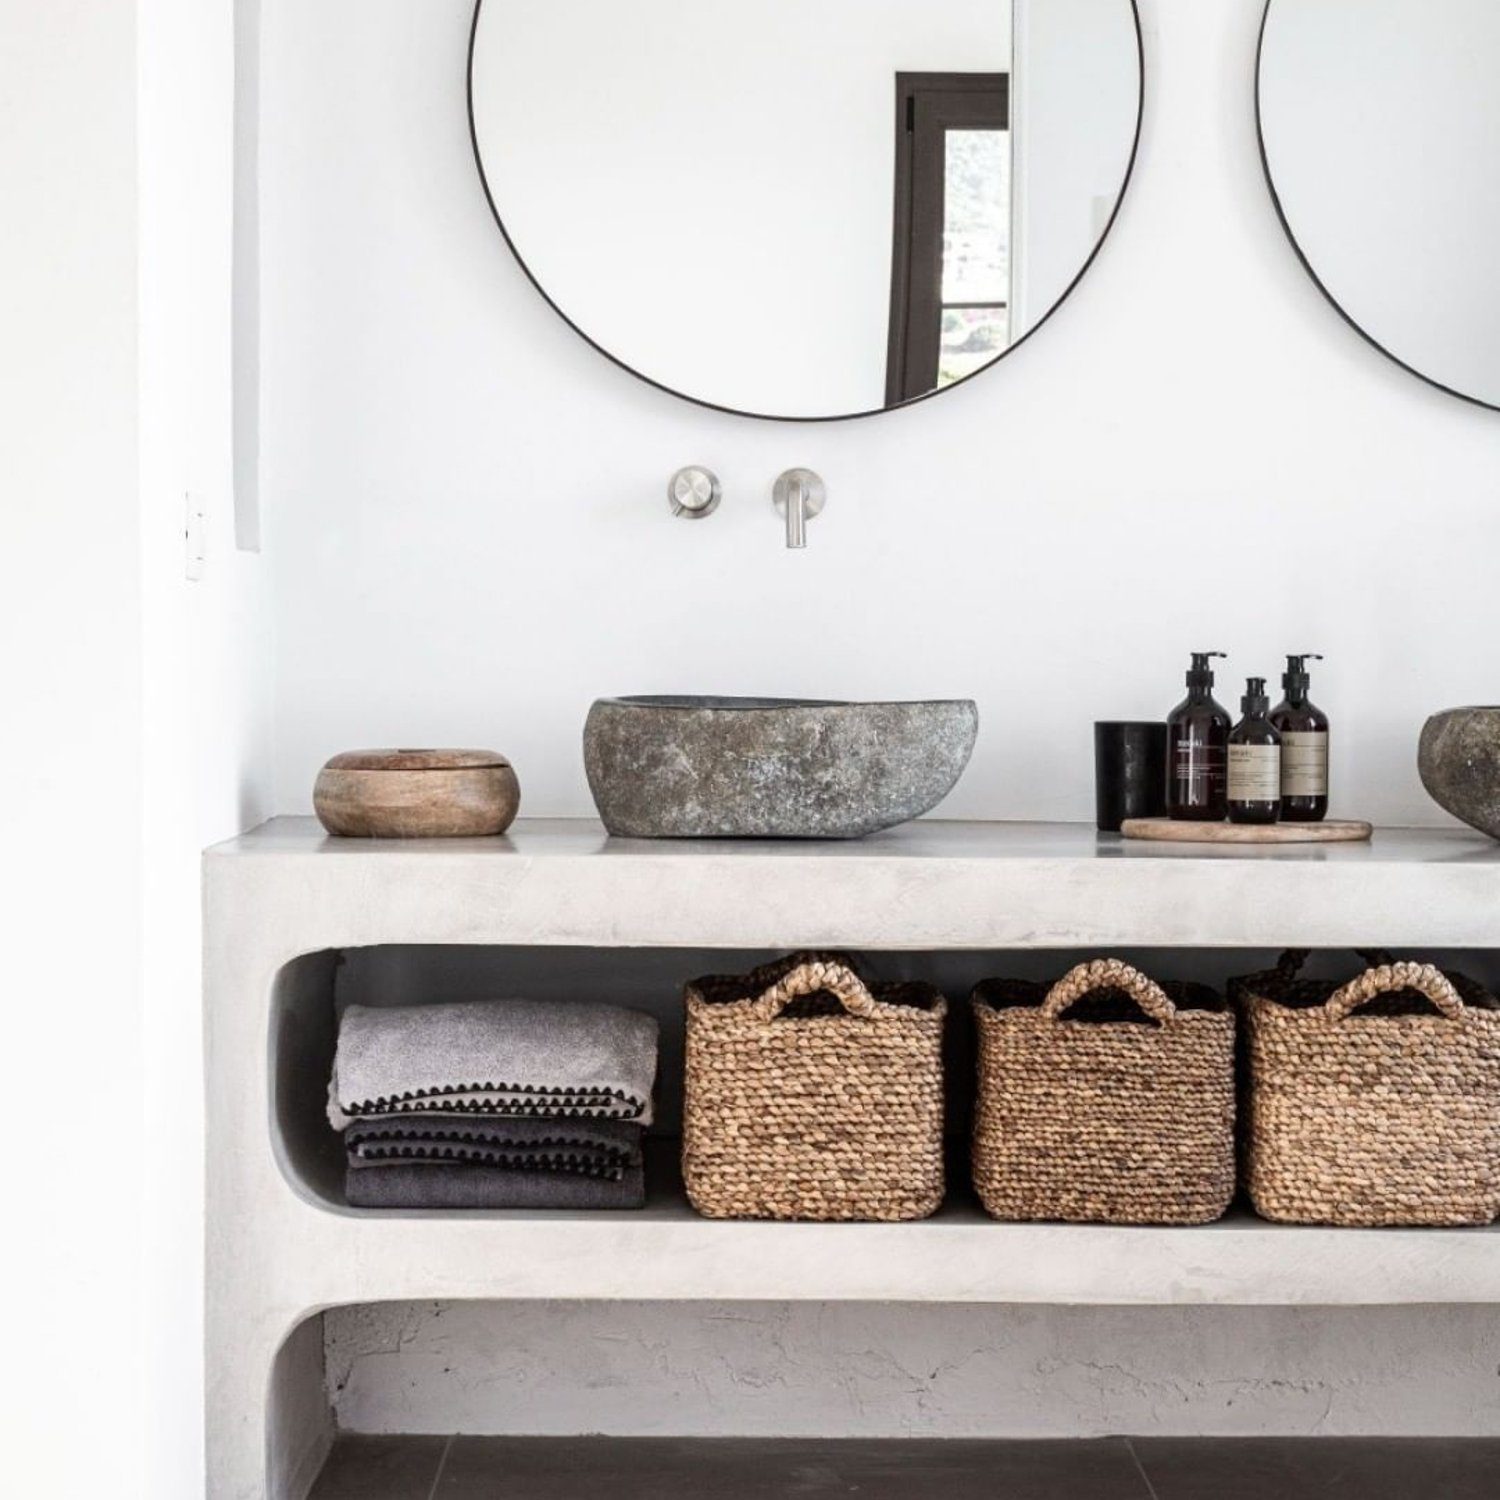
top-left (345, 1114), bottom-right (642, 1180)
top-left (328, 999), bottom-right (658, 1129)
top-left (345, 1161), bottom-right (647, 1210)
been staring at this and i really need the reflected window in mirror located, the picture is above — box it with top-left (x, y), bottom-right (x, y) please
top-left (469, 0), bottom-right (1142, 420)
top-left (887, 74), bottom-right (1011, 405)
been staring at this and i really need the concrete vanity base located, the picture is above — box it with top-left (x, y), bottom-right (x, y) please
top-left (205, 818), bottom-right (1500, 1498)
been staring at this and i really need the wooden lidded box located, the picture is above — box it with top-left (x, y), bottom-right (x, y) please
top-left (313, 748), bottom-right (520, 838)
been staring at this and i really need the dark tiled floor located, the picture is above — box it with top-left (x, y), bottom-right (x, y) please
top-left (1132, 1438), bottom-right (1500, 1499)
top-left (437, 1436), bottom-right (1145, 1498)
top-left (306, 1435), bottom-right (1500, 1500)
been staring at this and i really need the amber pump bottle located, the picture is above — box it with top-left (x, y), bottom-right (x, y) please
top-left (1167, 652), bottom-right (1230, 821)
top-left (1229, 678), bottom-right (1282, 825)
top-left (1270, 653), bottom-right (1329, 822)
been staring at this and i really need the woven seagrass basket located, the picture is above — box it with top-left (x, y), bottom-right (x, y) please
top-left (972, 959), bottom-right (1236, 1225)
top-left (682, 953), bottom-right (946, 1222)
top-left (1240, 950), bottom-right (1500, 1226)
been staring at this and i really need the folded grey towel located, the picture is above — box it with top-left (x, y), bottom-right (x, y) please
top-left (328, 999), bottom-right (658, 1130)
top-left (345, 1114), bottom-right (642, 1180)
top-left (345, 1160), bottom-right (647, 1211)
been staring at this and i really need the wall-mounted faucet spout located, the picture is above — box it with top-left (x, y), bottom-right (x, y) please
top-left (772, 468), bottom-right (827, 549)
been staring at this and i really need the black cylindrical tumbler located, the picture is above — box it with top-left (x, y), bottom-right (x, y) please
top-left (1095, 722), bottom-right (1168, 832)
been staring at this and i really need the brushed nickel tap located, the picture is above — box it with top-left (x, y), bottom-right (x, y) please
top-left (772, 468), bottom-right (826, 548)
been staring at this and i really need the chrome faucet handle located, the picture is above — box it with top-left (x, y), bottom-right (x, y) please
top-left (772, 468), bottom-right (827, 549)
top-left (668, 466), bottom-right (722, 519)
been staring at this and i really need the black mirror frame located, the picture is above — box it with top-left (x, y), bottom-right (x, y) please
top-left (466, 0), bottom-right (1145, 423)
top-left (1256, 0), bottom-right (1500, 415)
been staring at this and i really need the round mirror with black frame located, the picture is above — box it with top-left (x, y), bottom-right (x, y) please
top-left (467, 0), bottom-right (1144, 422)
top-left (1258, 0), bottom-right (1500, 413)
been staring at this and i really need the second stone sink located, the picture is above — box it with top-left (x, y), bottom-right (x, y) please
top-left (1419, 707), bottom-right (1500, 839)
top-left (583, 696), bottom-right (978, 839)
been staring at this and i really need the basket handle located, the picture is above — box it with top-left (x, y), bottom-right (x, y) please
top-left (1042, 959), bottom-right (1176, 1024)
top-left (750, 958), bottom-right (880, 1021)
top-left (1324, 962), bottom-right (1465, 1021)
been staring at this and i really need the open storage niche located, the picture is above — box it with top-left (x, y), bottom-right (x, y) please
top-left (272, 942), bottom-right (1500, 1214)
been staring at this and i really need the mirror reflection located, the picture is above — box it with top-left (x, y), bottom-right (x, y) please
top-left (1260, 0), bottom-right (1500, 410)
top-left (469, 1), bottom-right (1142, 419)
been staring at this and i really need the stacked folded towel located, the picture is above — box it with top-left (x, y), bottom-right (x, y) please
top-left (329, 999), bottom-right (658, 1209)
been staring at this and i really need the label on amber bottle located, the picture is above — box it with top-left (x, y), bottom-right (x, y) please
top-left (1281, 731), bottom-right (1329, 797)
top-left (1228, 743), bottom-right (1281, 802)
top-left (1172, 739), bottom-right (1226, 793)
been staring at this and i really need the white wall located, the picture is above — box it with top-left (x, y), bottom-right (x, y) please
top-left (2, 3), bottom-right (273, 1497)
top-left (474, 0), bottom-right (1010, 417)
top-left (1260, 0), bottom-right (1500, 407)
top-left (1, 2), bottom-right (145, 1495)
top-left (263, 0), bottom-right (1500, 833)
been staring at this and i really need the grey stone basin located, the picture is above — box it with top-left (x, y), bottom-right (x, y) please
top-left (583, 696), bottom-right (979, 839)
top-left (1419, 707), bottom-right (1500, 839)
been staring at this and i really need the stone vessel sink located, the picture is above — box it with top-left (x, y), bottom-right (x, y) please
top-left (583, 696), bottom-right (979, 839)
top-left (1419, 707), bottom-right (1500, 839)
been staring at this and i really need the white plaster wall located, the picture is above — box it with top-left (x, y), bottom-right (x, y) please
top-left (3, 3), bottom-right (273, 1496)
top-left (327, 1302), bottom-right (1500, 1438)
top-left (1260, 0), bottom-right (1500, 406)
top-left (474, 0), bottom-right (1012, 416)
top-left (262, 0), bottom-right (1500, 832)
top-left (1, 3), bottom-right (146, 1495)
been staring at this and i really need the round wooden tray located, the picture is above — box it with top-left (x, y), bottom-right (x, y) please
top-left (1120, 818), bottom-right (1373, 845)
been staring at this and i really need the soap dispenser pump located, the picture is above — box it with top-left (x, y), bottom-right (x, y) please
top-left (1167, 652), bottom-right (1231, 822)
top-left (1270, 654), bottom-right (1329, 822)
top-left (1229, 678), bottom-right (1282, 825)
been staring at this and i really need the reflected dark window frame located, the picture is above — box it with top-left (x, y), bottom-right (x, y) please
top-left (886, 72), bottom-right (1010, 406)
